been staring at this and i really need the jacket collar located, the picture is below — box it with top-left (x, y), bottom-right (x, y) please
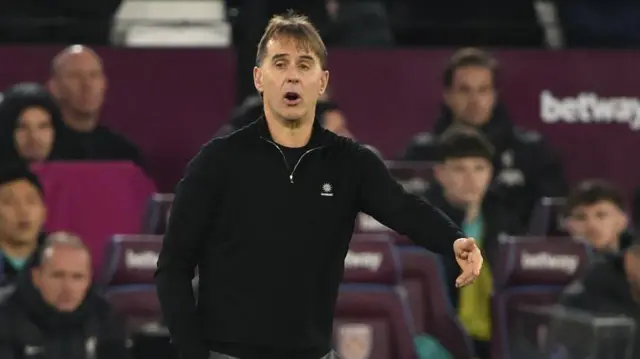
top-left (253, 115), bottom-right (331, 148)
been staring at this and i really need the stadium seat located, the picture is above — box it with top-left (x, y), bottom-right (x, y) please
top-left (142, 193), bottom-right (174, 234)
top-left (397, 246), bottom-right (474, 359)
top-left (491, 237), bottom-right (593, 359)
top-left (528, 197), bottom-right (568, 236)
top-left (102, 234), bottom-right (163, 334)
top-left (385, 161), bottom-right (434, 195)
top-left (335, 236), bottom-right (418, 359)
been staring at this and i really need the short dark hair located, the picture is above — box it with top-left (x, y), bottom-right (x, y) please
top-left (0, 164), bottom-right (43, 195)
top-left (256, 11), bottom-right (328, 70)
top-left (437, 126), bottom-right (495, 162)
top-left (565, 180), bottom-right (624, 214)
top-left (443, 48), bottom-right (497, 88)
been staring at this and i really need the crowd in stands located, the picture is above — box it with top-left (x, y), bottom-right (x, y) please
top-left (0, 3), bottom-right (639, 358)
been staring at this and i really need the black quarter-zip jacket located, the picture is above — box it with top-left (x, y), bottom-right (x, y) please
top-left (155, 117), bottom-right (464, 359)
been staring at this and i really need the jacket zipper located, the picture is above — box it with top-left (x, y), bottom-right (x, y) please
top-left (262, 138), bottom-right (322, 183)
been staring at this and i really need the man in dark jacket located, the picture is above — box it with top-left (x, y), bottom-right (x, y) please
top-left (0, 232), bottom-right (129, 359)
top-left (402, 48), bottom-right (566, 224)
top-left (426, 126), bottom-right (522, 359)
top-left (559, 243), bottom-right (640, 358)
top-left (47, 45), bottom-right (145, 167)
top-left (155, 13), bottom-right (483, 359)
top-left (0, 165), bottom-right (47, 286)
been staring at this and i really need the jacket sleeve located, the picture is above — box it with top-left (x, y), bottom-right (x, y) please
top-left (98, 311), bottom-right (131, 359)
top-left (356, 145), bottom-right (465, 257)
top-left (154, 140), bottom-right (225, 359)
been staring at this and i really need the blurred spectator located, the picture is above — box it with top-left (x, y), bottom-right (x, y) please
top-left (0, 0), bottom-right (122, 44)
top-left (0, 83), bottom-right (80, 164)
top-left (0, 165), bottom-right (46, 286)
top-left (0, 232), bottom-right (130, 359)
top-left (47, 45), bottom-right (145, 166)
top-left (426, 126), bottom-right (521, 359)
top-left (564, 180), bottom-right (634, 253)
top-left (402, 48), bottom-right (566, 224)
top-left (560, 242), bottom-right (640, 358)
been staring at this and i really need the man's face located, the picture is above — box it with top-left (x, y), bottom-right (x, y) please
top-left (32, 245), bottom-right (91, 312)
top-left (50, 50), bottom-right (106, 120)
top-left (566, 201), bottom-right (627, 251)
top-left (435, 157), bottom-right (493, 207)
top-left (254, 37), bottom-right (329, 125)
top-left (0, 180), bottom-right (46, 247)
top-left (444, 66), bottom-right (496, 126)
top-left (623, 250), bottom-right (640, 303)
top-left (14, 106), bottom-right (55, 162)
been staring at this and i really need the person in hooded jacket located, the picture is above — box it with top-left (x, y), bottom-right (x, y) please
top-left (402, 48), bottom-right (567, 225)
top-left (0, 232), bottom-right (129, 359)
top-left (0, 83), bottom-right (80, 164)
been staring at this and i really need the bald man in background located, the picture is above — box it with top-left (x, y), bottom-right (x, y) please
top-left (47, 45), bottom-right (145, 167)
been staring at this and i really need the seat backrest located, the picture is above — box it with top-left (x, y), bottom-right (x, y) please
top-left (142, 193), bottom-right (174, 234)
top-left (105, 285), bottom-right (163, 335)
top-left (398, 246), bottom-right (474, 359)
top-left (385, 161), bottom-right (434, 195)
top-left (528, 197), bottom-right (568, 236)
top-left (102, 234), bottom-right (163, 287)
top-left (338, 236), bottom-right (418, 359)
top-left (491, 237), bottom-right (592, 359)
top-left (335, 285), bottom-right (418, 359)
top-left (344, 236), bottom-right (401, 285)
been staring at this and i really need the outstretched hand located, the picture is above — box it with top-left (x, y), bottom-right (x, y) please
top-left (453, 237), bottom-right (483, 288)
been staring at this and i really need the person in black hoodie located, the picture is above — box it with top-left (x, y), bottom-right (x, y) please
top-left (559, 242), bottom-right (640, 359)
top-left (564, 179), bottom-right (634, 253)
top-left (402, 48), bottom-right (566, 225)
top-left (0, 82), bottom-right (81, 164)
top-left (47, 45), bottom-right (145, 167)
top-left (156, 13), bottom-right (482, 359)
top-left (0, 165), bottom-right (47, 286)
top-left (0, 232), bottom-right (130, 359)
top-left (426, 126), bottom-right (521, 359)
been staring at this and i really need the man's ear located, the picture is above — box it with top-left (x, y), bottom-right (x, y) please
top-left (319, 70), bottom-right (330, 95)
top-left (253, 67), bottom-right (264, 93)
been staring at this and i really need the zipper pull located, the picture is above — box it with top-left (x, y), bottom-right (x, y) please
top-left (289, 174), bottom-right (294, 183)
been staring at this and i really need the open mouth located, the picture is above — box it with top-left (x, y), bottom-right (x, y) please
top-left (283, 92), bottom-right (301, 105)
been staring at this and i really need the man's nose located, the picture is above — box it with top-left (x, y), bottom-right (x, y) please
top-left (285, 68), bottom-right (301, 83)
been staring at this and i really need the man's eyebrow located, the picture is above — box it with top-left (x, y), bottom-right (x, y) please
top-left (271, 54), bottom-right (316, 62)
top-left (271, 53), bottom-right (288, 61)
